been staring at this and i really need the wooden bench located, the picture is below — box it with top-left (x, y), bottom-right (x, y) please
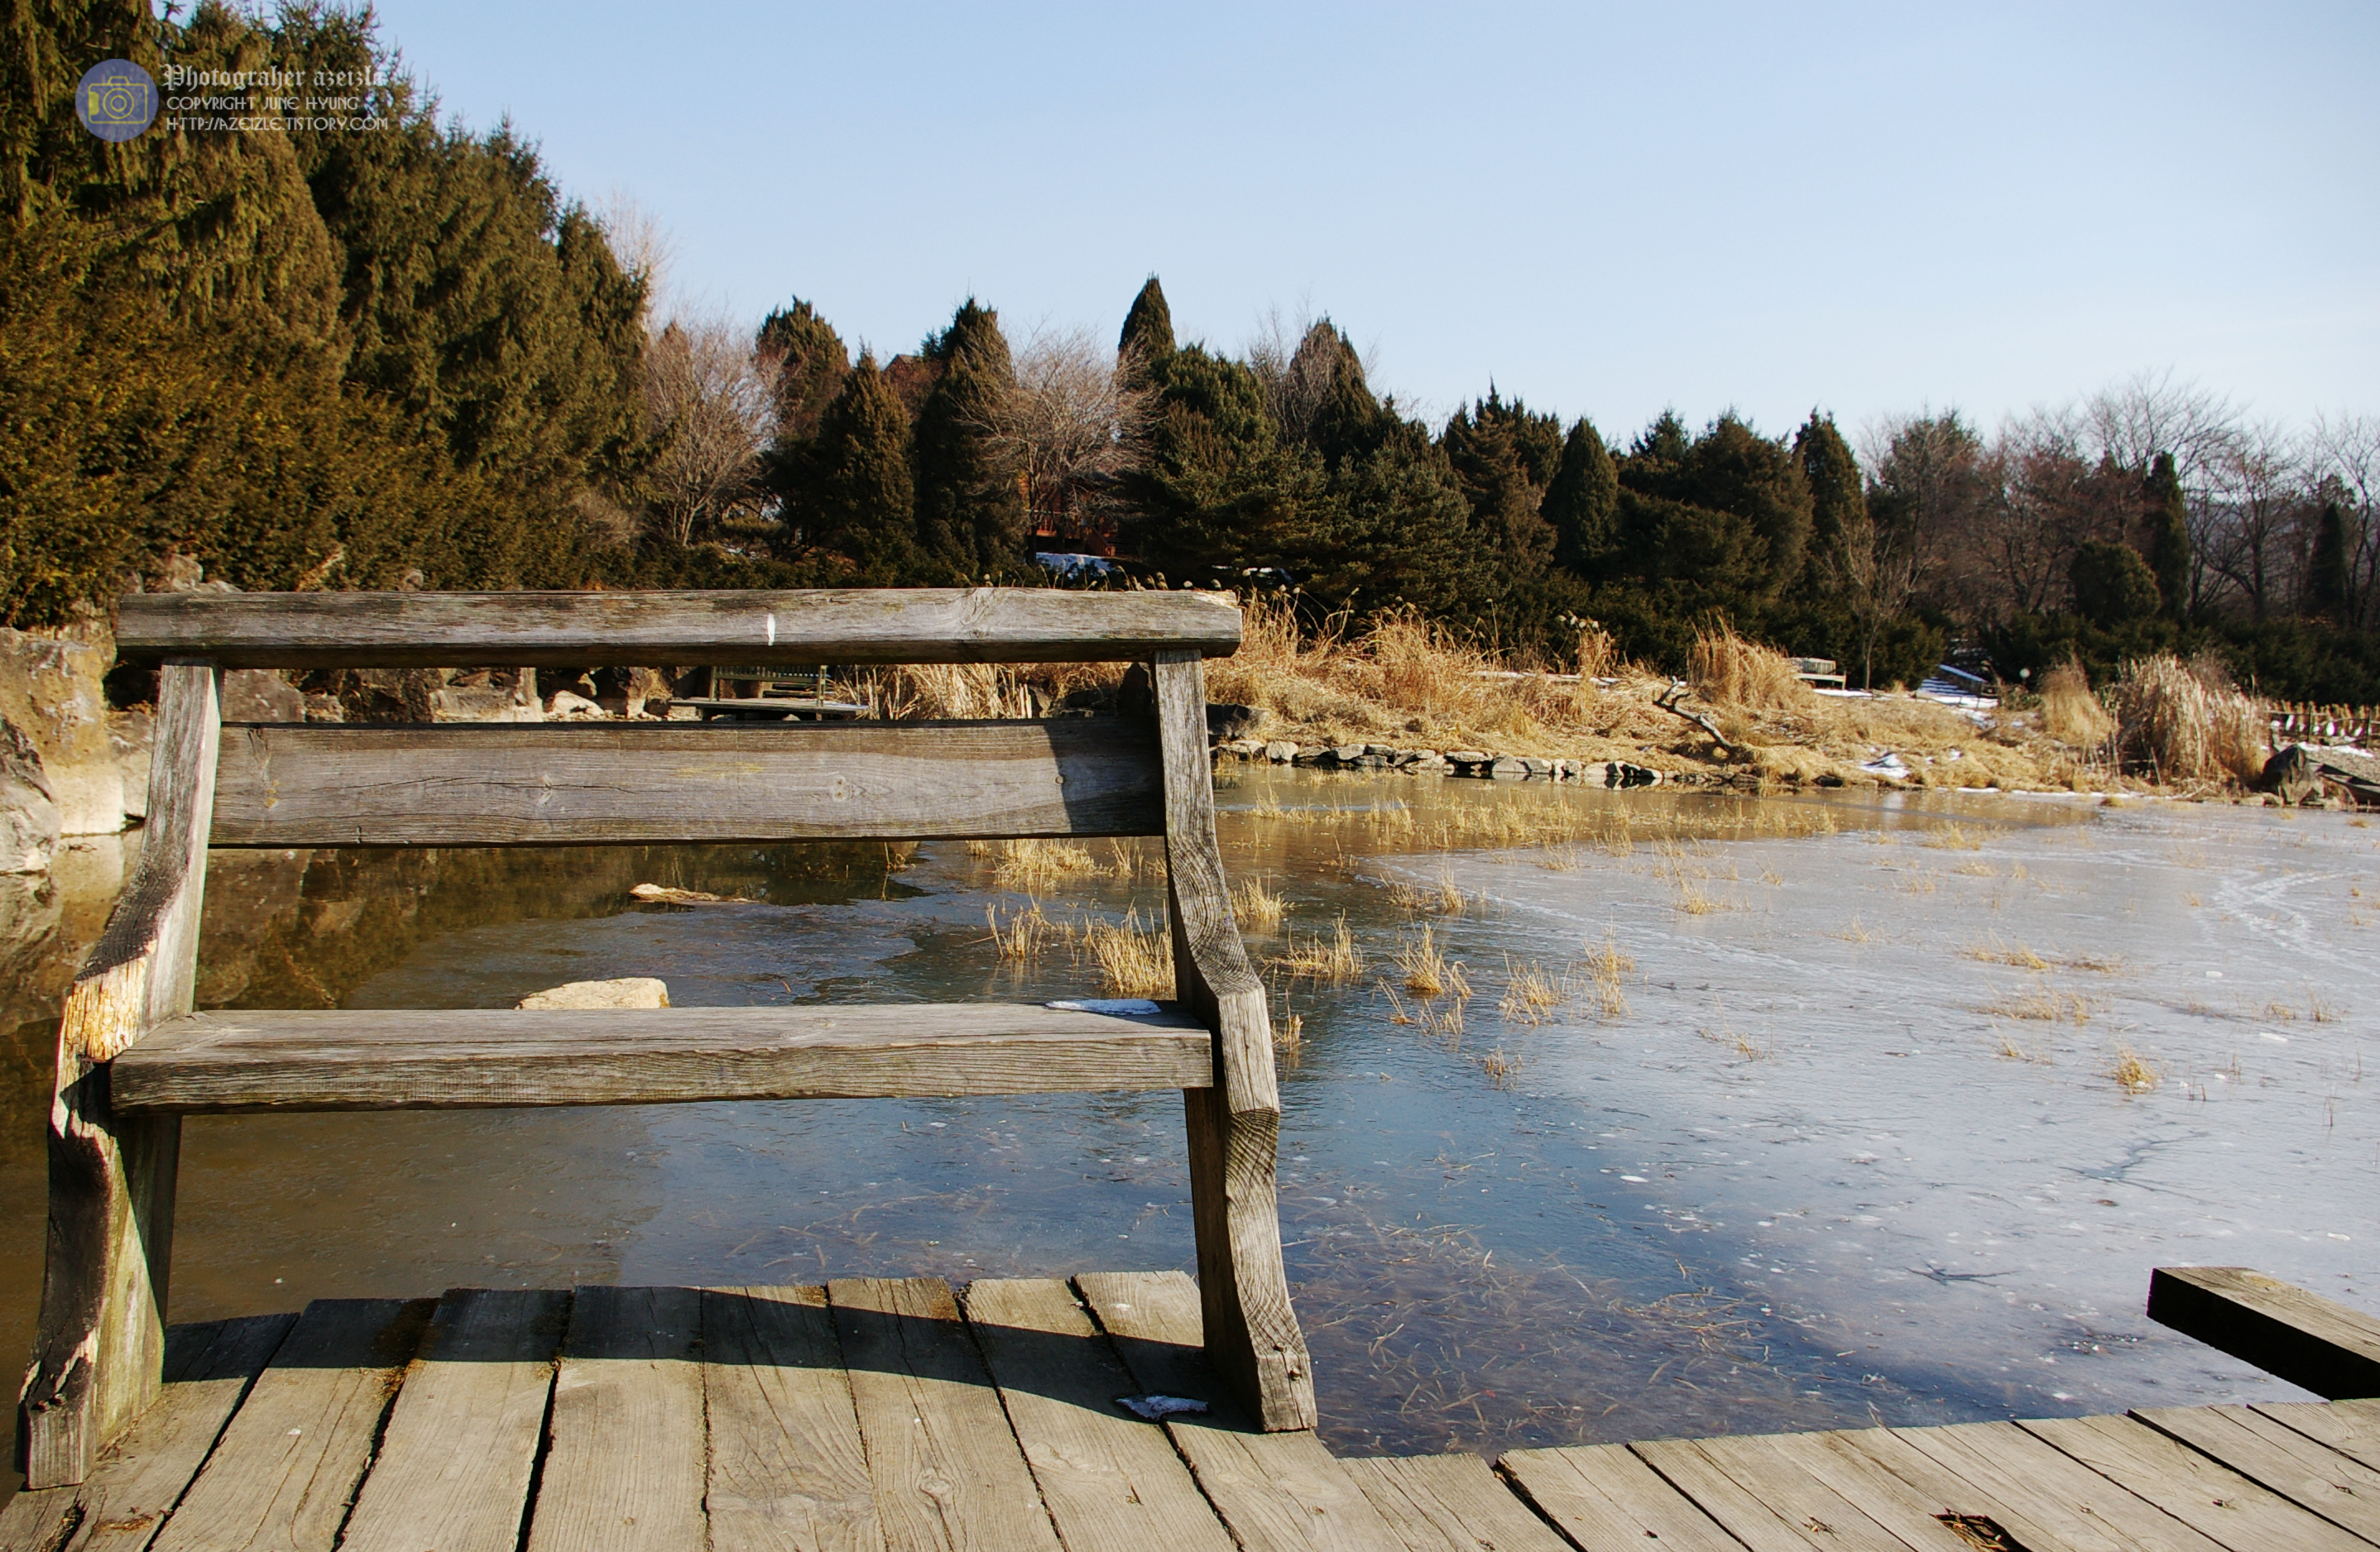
top-left (20, 587), bottom-right (1317, 1490)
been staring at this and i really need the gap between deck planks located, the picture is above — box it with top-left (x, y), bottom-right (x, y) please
top-left (12, 1278), bottom-right (2380, 1552)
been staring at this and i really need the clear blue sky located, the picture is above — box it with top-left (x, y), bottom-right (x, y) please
top-left (373, 1), bottom-right (2374, 439)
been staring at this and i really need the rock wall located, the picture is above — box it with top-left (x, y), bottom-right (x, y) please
top-left (0, 625), bottom-right (124, 836)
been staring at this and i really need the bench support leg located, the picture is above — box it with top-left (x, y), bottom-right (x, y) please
top-left (20, 663), bottom-right (218, 1486)
top-left (1156, 652), bottom-right (1317, 1431)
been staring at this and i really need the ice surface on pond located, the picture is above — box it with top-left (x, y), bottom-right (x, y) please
top-left (1384, 795), bottom-right (2378, 1419)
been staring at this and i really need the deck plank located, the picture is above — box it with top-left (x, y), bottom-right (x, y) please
top-left (1885, 1421), bottom-right (2234, 1552)
top-left (828, 1277), bottom-right (1061, 1552)
top-left (2023, 1413), bottom-right (2371, 1552)
top-left (524, 1286), bottom-right (707, 1552)
top-left (2255, 1397), bottom-right (2380, 1474)
top-left (1497, 1443), bottom-right (1744, 1552)
top-left (1340, 1454), bottom-right (1571, 1552)
top-left (2147, 1267), bottom-right (2380, 1400)
top-left (1755, 1430), bottom-right (2032, 1552)
top-left (958, 1277), bottom-right (1235, 1552)
top-left (1634, 1436), bottom-right (1909, 1552)
top-left (2134, 1404), bottom-right (2380, 1544)
top-left (148, 1298), bottom-right (431, 1552)
top-left (338, 1288), bottom-right (569, 1552)
top-left (702, 1286), bottom-right (881, 1552)
top-left (0, 1316), bottom-right (296, 1552)
top-left (1073, 1270), bottom-right (1409, 1552)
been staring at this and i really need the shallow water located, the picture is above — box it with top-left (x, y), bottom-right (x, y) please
top-left (1, 775), bottom-right (2372, 1460)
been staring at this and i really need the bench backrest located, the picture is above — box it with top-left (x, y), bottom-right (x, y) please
top-left (115, 587), bottom-right (1241, 849)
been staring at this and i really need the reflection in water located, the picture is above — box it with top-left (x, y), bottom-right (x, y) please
top-left (2, 774), bottom-right (2372, 1460)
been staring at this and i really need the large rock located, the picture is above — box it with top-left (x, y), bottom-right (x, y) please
top-left (2, 718), bottom-right (60, 874)
top-left (221, 669), bottom-right (305, 722)
top-left (1205, 702), bottom-right (1265, 743)
top-left (0, 625), bottom-right (124, 834)
top-left (2261, 745), bottom-right (2323, 806)
top-left (518, 977), bottom-right (670, 1010)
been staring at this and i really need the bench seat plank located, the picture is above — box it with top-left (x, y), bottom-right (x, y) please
top-left (110, 1004), bottom-right (1212, 1113)
top-left (209, 719), bottom-right (1164, 846)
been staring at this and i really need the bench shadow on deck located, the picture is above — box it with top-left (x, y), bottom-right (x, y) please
top-left (9, 1270), bottom-right (2380, 1552)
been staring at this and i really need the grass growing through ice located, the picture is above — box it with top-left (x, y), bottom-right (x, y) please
top-left (986, 902), bottom-right (1054, 963)
top-left (1965, 936), bottom-right (2049, 970)
top-left (1585, 934), bottom-right (1634, 1019)
top-left (1231, 875), bottom-right (1289, 932)
top-left (1270, 917), bottom-right (1364, 984)
top-left (1389, 870), bottom-right (1468, 915)
top-left (1979, 986), bottom-right (2096, 1024)
top-left (1079, 908), bottom-right (1173, 999)
top-left (1394, 925), bottom-right (1471, 999)
top-left (2108, 1046), bottom-right (2160, 1093)
top-left (1497, 957), bottom-right (1567, 1024)
top-left (1921, 824), bottom-right (1982, 850)
top-left (985, 839), bottom-right (1104, 892)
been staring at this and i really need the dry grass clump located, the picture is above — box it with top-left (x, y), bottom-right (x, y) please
top-left (1231, 876), bottom-right (1289, 932)
top-left (1690, 622), bottom-right (1813, 711)
top-left (1498, 957), bottom-right (1567, 1024)
top-left (1585, 933), bottom-right (1634, 1018)
top-left (1270, 916), bottom-right (1363, 984)
top-left (986, 902), bottom-right (1054, 963)
top-left (1079, 909), bottom-right (1173, 999)
top-left (1394, 925), bottom-right (1471, 999)
top-left (1965, 936), bottom-right (2049, 970)
top-left (2038, 661), bottom-right (2114, 749)
top-left (1389, 869), bottom-right (1468, 915)
top-left (1980, 987), bottom-right (2095, 1024)
top-left (1922, 824), bottom-right (1982, 851)
top-left (2114, 653), bottom-right (2268, 785)
top-left (2108, 1047), bottom-right (2160, 1093)
top-left (989, 839), bottom-right (1104, 893)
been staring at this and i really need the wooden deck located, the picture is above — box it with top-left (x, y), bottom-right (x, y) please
top-left (4, 1270), bottom-right (2373, 1552)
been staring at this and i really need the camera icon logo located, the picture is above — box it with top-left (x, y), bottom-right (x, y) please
top-left (76, 60), bottom-right (156, 142)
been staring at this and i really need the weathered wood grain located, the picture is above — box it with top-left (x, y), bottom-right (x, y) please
top-left (701, 1286), bottom-right (880, 1552)
top-left (1154, 652), bottom-right (1314, 1435)
top-left (1885, 1420), bottom-right (2235, 1552)
top-left (2021, 1412), bottom-right (2370, 1552)
top-left (828, 1277), bottom-right (1062, 1552)
top-left (525, 1286), bottom-right (706, 1552)
top-left (1634, 1435), bottom-right (1910, 1552)
top-left (22, 664), bottom-right (218, 1487)
top-left (2254, 1396), bottom-right (2380, 1474)
top-left (115, 587), bottom-right (1244, 668)
top-left (1074, 1270), bottom-right (1394, 1551)
top-left (957, 1277), bottom-right (1235, 1552)
top-left (111, 1003), bottom-right (1212, 1113)
top-left (1679, 1433), bottom-right (1975, 1551)
top-left (1759, 1429), bottom-right (2066, 1552)
top-left (149, 1297), bottom-right (431, 1552)
top-left (2134, 1403), bottom-right (2380, 1544)
top-left (1495, 1443), bottom-right (1743, 1552)
top-left (1340, 1454), bottom-right (1570, 1551)
top-left (208, 719), bottom-right (1166, 847)
top-left (0, 1315), bottom-right (295, 1552)
top-left (2148, 1266), bottom-right (2380, 1399)
top-left (337, 1288), bottom-right (570, 1552)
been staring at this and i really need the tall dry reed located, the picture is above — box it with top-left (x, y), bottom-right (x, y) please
top-left (2038, 661), bottom-right (2114, 748)
top-left (2114, 653), bottom-right (2267, 785)
top-left (1688, 622), bottom-right (1811, 710)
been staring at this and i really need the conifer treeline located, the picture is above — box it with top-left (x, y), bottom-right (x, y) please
top-left (7, 4), bottom-right (2374, 700)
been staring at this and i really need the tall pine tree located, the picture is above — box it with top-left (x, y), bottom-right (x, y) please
top-left (758, 298), bottom-right (850, 444)
top-left (1792, 411), bottom-right (1865, 596)
top-left (2308, 501), bottom-right (2350, 623)
top-left (804, 353), bottom-right (916, 577)
top-left (1118, 274), bottom-right (1174, 383)
top-left (911, 299), bottom-right (1024, 579)
top-left (2143, 452), bottom-right (2192, 619)
top-left (1543, 418), bottom-right (1619, 577)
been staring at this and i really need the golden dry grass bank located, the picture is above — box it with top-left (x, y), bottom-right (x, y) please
top-left (851, 593), bottom-right (2276, 798)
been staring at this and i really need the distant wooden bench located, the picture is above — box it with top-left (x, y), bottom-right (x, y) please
top-left (21, 587), bottom-right (1316, 1489)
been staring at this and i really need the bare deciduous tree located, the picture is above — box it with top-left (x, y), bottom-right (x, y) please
top-left (642, 314), bottom-right (781, 549)
top-left (2197, 421), bottom-right (2310, 621)
top-left (2308, 412), bottom-right (2380, 628)
top-left (991, 326), bottom-right (1142, 550)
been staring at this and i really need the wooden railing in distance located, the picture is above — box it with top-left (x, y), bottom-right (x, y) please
top-left (114, 587), bottom-right (1243, 668)
top-left (2149, 1266), bottom-right (2380, 1399)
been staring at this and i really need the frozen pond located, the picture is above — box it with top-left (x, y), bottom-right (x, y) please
top-left (1, 776), bottom-right (2372, 1460)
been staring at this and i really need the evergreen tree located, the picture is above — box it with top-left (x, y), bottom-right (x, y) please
top-left (911, 299), bottom-right (1024, 578)
top-left (1120, 344), bottom-right (1325, 579)
top-left (2070, 539), bottom-right (2162, 628)
top-left (1676, 414), bottom-right (1812, 598)
top-left (804, 354), bottom-right (917, 577)
top-left (2308, 501), bottom-right (2350, 622)
top-left (1442, 391), bottom-right (1562, 583)
top-left (1543, 418), bottom-right (1619, 576)
top-left (2143, 451), bottom-right (2192, 619)
top-left (1118, 274), bottom-right (1174, 380)
top-left (757, 298), bottom-right (850, 443)
top-left (1792, 411), bottom-right (1865, 596)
